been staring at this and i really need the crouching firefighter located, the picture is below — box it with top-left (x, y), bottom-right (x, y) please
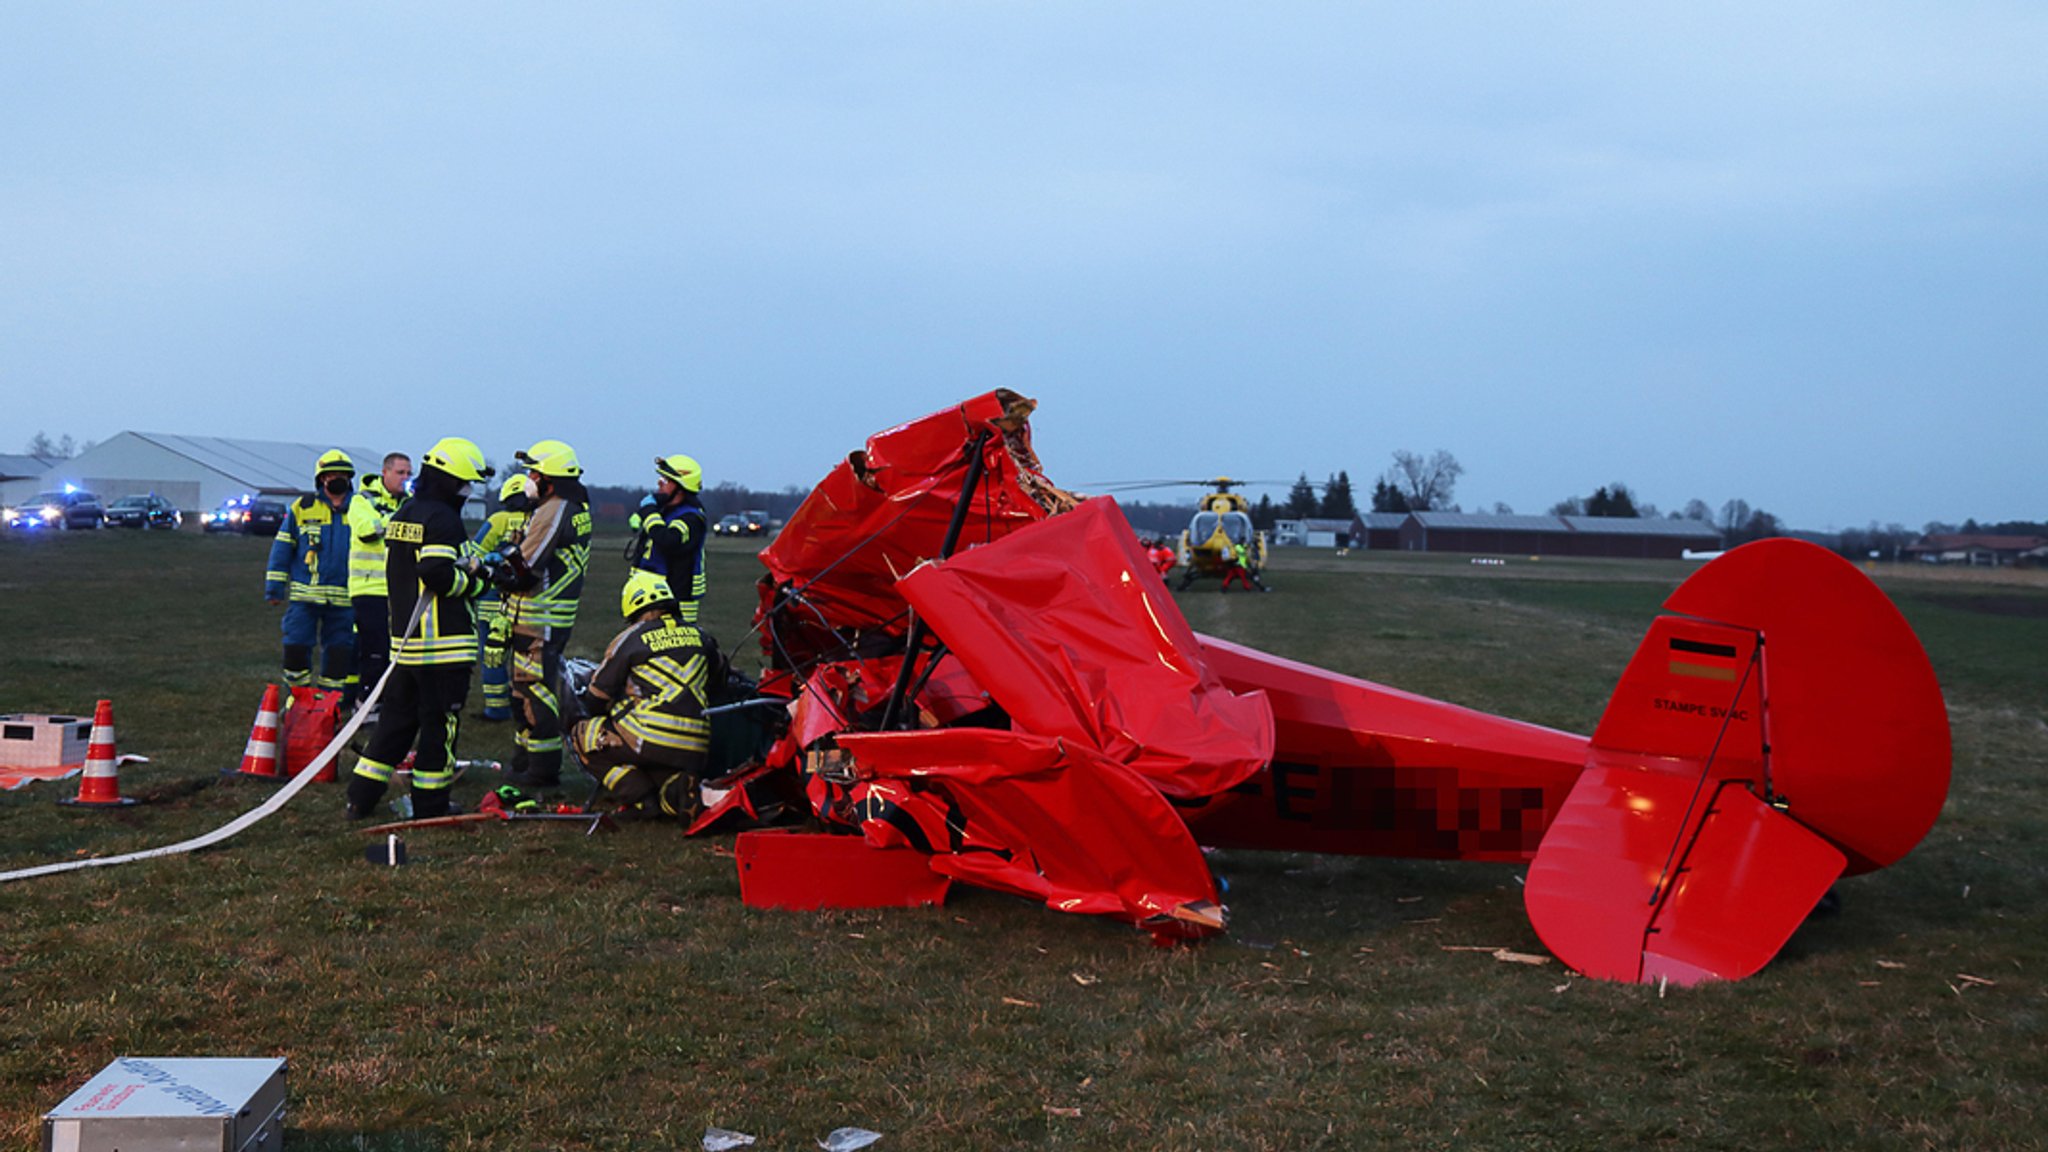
top-left (570, 572), bottom-right (713, 820)
top-left (345, 438), bottom-right (494, 821)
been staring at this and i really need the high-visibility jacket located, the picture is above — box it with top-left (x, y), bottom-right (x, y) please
top-left (586, 613), bottom-right (711, 770)
top-left (385, 474), bottom-right (487, 667)
top-left (470, 507), bottom-right (527, 625)
top-left (346, 476), bottom-right (404, 598)
top-left (630, 496), bottom-right (708, 622)
top-left (265, 493), bottom-right (354, 606)
top-left (504, 484), bottom-right (592, 639)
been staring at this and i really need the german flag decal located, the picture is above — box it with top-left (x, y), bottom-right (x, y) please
top-left (1668, 636), bottom-right (1741, 681)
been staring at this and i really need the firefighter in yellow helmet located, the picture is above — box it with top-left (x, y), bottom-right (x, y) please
top-left (569, 571), bottom-right (713, 820)
top-left (627, 453), bottom-right (709, 623)
top-left (470, 472), bottom-right (531, 721)
top-left (265, 448), bottom-right (358, 696)
top-left (346, 437), bottom-right (493, 821)
top-left (498, 438), bottom-right (593, 788)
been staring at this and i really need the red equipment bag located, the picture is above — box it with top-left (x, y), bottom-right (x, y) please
top-left (281, 687), bottom-right (343, 781)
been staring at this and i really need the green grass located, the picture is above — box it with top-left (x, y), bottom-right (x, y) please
top-left (2, 531), bottom-right (2044, 1150)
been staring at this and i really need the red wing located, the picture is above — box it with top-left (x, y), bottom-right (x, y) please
top-left (897, 497), bottom-right (1273, 799)
top-left (838, 728), bottom-right (1225, 940)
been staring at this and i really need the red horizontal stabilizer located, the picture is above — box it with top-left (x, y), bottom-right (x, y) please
top-left (1526, 765), bottom-right (1844, 984)
top-left (1524, 763), bottom-right (1693, 982)
top-left (1640, 786), bottom-right (1844, 985)
top-left (837, 728), bottom-right (1224, 939)
top-left (898, 497), bottom-right (1274, 799)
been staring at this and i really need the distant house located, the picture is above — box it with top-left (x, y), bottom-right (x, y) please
top-left (42, 433), bottom-right (384, 512)
top-left (1272, 518), bottom-right (1358, 548)
top-left (1395, 512), bottom-right (1722, 560)
top-left (1902, 534), bottom-right (2048, 567)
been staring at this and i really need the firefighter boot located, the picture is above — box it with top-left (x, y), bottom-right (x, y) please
top-left (411, 787), bottom-right (454, 820)
top-left (508, 749), bottom-right (562, 790)
top-left (344, 776), bottom-right (387, 821)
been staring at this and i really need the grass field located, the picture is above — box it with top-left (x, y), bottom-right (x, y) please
top-left (2, 529), bottom-right (2044, 1150)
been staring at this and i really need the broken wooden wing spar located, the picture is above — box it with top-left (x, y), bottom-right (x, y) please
top-left (743, 391), bottom-right (1951, 983)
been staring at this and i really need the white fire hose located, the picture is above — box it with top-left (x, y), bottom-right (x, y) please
top-left (0, 598), bottom-right (429, 884)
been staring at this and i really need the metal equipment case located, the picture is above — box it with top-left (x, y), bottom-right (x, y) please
top-left (42, 1057), bottom-right (286, 1152)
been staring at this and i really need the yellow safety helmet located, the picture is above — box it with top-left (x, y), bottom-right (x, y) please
top-left (314, 449), bottom-right (356, 478)
top-left (655, 454), bottom-right (703, 493)
top-left (498, 473), bottom-right (527, 503)
top-left (516, 438), bottom-right (582, 479)
top-left (621, 571), bottom-right (676, 619)
top-left (421, 437), bottom-right (490, 483)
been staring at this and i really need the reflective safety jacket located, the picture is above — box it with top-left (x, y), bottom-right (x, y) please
top-left (586, 613), bottom-right (711, 770)
top-left (345, 476), bottom-right (405, 598)
top-left (470, 506), bottom-right (527, 625)
top-left (504, 483), bottom-right (592, 640)
top-left (265, 493), bottom-right (354, 606)
top-left (631, 496), bottom-right (708, 621)
top-left (384, 475), bottom-right (487, 666)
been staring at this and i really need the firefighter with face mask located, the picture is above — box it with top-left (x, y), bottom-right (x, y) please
top-left (498, 439), bottom-right (593, 789)
top-left (345, 451), bottom-right (412, 714)
top-left (345, 438), bottom-right (494, 821)
top-left (571, 572), bottom-right (713, 820)
top-left (471, 472), bottom-right (531, 722)
top-left (265, 448), bottom-right (359, 696)
top-left (627, 454), bottom-right (709, 623)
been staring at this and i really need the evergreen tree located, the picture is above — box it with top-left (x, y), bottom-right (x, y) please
top-left (1252, 494), bottom-right (1277, 530)
top-left (1370, 478), bottom-right (1409, 514)
top-left (1318, 471), bottom-right (1357, 519)
top-left (1285, 473), bottom-right (1319, 518)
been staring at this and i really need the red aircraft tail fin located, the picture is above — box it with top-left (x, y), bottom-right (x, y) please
top-left (1527, 539), bottom-right (1949, 985)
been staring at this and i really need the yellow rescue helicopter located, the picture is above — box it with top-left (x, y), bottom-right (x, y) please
top-left (1174, 478), bottom-right (1269, 590)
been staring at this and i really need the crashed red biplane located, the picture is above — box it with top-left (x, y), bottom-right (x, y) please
top-left (720, 391), bottom-right (1950, 986)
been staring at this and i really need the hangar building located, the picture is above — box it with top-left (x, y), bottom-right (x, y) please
top-left (1393, 511), bottom-right (1722, 559)
top-left (39, 433), bottom-right (383, 513)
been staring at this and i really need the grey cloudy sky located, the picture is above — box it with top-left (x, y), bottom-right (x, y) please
top-left (4, 3), bottom-right (2043, 529)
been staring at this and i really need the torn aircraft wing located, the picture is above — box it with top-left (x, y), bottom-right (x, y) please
top-left (837, 728), bottom-right (1226, 939)
top-left (896, 496), bottom-right (1274, 799)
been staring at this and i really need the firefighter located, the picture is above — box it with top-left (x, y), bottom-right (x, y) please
top-left (499, 438), bottom-right (593, 789)
top-left (265, 449), bottom-right (358, 695)
top-left (570, 571), bottom-right (712, 820)
top-left (344, 451), bottom-right (412, 714)
top-left (345, 437), bottom-right (493, 821)
top-left (627, 454), bottom-right (709, 623)
top-left (471, 472), bottom-right (531, 721)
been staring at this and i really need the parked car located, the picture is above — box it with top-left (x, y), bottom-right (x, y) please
top-left (3, 490), bottom-right (104, 531)
top-left (105, 493), bottom-right (184, 530)
top-left (203, 495), bottom-right (289, 535)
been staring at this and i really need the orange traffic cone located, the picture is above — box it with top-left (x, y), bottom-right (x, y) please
top-left (231, 684), bottom-right (285, 781)
top-left (59, 699), bottom-right (137, 808)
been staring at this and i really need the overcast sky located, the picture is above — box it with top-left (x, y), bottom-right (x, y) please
top-left (4, 4), bottom-right (2042, 529)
